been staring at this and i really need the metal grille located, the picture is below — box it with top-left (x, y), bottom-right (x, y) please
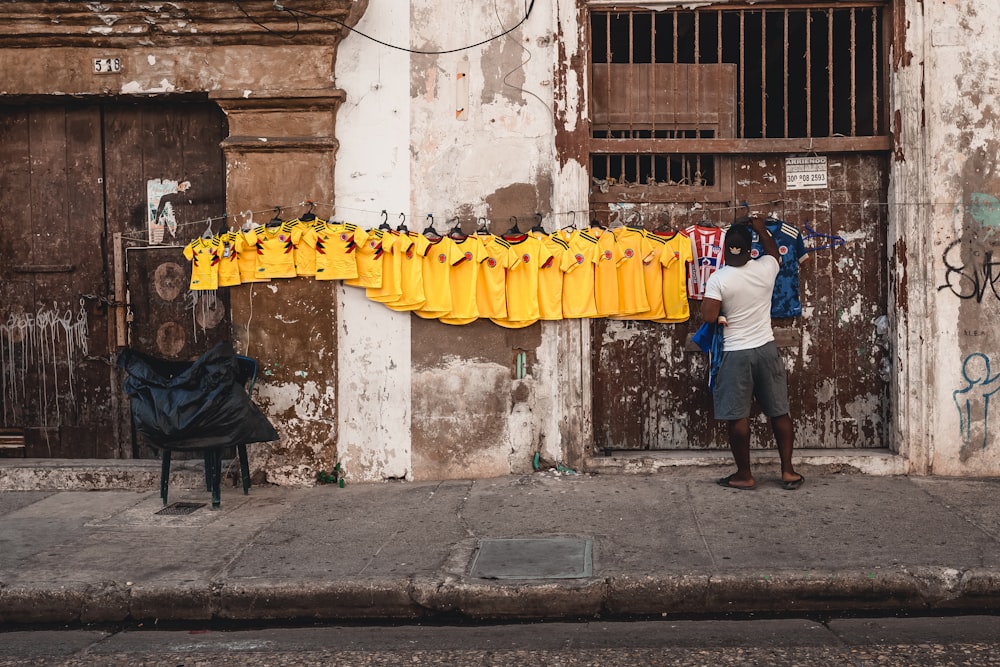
top-left (589, 4), bottom-right (886, 140)
top-left (156, 501), bottom-right (206, 516)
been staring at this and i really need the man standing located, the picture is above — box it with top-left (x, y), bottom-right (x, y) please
top-left (701, 215), bottom-right (805, 491)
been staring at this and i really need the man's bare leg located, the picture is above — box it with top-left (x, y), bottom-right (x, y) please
top-left (723, 417), bottom-right (755, 488)
top-left (770, 414), bottom-right (802, 484)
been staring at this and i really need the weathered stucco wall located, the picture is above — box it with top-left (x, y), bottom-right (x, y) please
top-left (334, 0), bottom-right (590, 481)
top-left (918, 1), bottom-right (1000, 474)
top-left (0, 1), bottom-right (366, 484)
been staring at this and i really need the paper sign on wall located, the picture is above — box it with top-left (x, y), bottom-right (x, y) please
top-left (785, 156), bottom-right (828, 190)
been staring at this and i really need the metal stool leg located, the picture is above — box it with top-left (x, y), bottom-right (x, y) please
top-left (204, 450), bottom-right (213, 491)
top-left (210, 449), bottom-right (222, 509)
top-left (160, 449), bottom-right (172, 506)
top-left (238, 444), bottom-right (250, 495)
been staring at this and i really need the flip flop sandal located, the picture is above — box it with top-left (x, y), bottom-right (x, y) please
top-left (717, 474), bottom-right (756, 491)
top-left (781, 475), bottom-right (805, 491)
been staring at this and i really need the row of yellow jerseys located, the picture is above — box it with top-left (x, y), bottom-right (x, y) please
top-left (182, 218), bottom-right (695, 329)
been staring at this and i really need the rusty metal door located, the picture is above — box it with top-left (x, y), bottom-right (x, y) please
top-left (589, 51), bottom-right (889, 452)
top-left (0, 100), bottom-right (228, 458)
top-left (591, 156), bottom-right (890, 453)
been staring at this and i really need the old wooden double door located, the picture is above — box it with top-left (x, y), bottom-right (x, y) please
top-left (0, 100), bottom-right (229, 458)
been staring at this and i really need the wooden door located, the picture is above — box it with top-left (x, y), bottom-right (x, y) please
top-left (0, 100), bottom-right (228, 459)
top-left (103, 102), bottom-right (230, 362)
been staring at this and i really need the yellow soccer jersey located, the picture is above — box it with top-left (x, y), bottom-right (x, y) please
top-left (611, 226), bottom-right (652, 317)
top-left (293, 218), bottom-right (322, 277)
top-left (386, 232), bottom-right (431, 312)
top-left (252, 221), bottom-right (302, 279)
top-left (439, 236), bottom-right (488, 325)
top-left (593, 228), bottom-right (622, 316)
top-left (475, 234), bottom-right (513, 320)
top-left (621, 230), bottom-right (667, 321)
top-left (559, 228), bottom-right (600, 318)
top-left (414, 236), bottom-right (462, 319)
top-left (345, 228), bottom-right (389, 289)
top-left (216, 230), bottom-right (242, 288)
top-left (315, 221), bottom-right (368, 281)
top-left (367, 231), bottom-right (404, 304)
top-left (533, 231), bottom-right (568, 321)
top-left (491, 234), bottom-right (552, 328)
top-left (183, 236), bottom-right (221, 291)
top-left (654, 230), bottom-right (694, 323)
top-left (235, 230), bottom-right (267, 283)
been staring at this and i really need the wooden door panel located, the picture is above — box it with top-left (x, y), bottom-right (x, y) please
top-left (0, 104), bottom-right (115, 456)
top-left (591, 154), bottom-right (889, 451)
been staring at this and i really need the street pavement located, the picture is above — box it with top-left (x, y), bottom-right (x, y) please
top-left (1, 459), bottom-right (999, 626)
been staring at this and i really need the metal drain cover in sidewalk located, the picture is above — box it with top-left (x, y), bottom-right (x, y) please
top-left (155, 501), bottom-right (206, 516)
top-left (470, 538), bottom-right (592, 579)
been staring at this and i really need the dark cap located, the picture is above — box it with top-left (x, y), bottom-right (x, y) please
top-left (724, 222), bottom-right (753, 267)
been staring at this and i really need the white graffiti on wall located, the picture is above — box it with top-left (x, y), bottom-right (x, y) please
top-left (0, 303), bottom-right (89, 428)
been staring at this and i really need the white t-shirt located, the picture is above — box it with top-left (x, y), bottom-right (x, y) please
top-left (703, 255), bottom-right (780, 351)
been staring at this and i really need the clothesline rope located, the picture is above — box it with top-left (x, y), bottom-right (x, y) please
top-left (125, 197), bottom-right (991, 246)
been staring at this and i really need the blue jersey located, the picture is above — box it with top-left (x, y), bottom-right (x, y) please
top-left (750, 220), bottom-right (806, 318)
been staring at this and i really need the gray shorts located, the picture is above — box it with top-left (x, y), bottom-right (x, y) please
top-left (713, 341), bottom-right (790, 420)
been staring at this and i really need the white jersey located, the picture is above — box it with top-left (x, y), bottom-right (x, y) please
top-left (703, 254), bottom-right (780, 351)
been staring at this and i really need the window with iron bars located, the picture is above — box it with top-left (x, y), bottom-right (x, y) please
top-left (589, 3), bottom-right (889, 193)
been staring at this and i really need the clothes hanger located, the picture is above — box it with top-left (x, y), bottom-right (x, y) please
top-left (475, 216), bottom-right (491, 235)
top-left (397, 212), bottom-right (408, 232)
top-left (447, 217), bottom-right (467, 240)
top-left (502, 216), bottom-right (525, 240)
top-left (200, 219), bottom-right (214, 239)
top-left (266, 206), bottom-right (283, 228)
top-left (379, 210), bottom-right (392, 231)
top-left (530, 212), bottom-right (546, 233)
top-left (561, 211), bottom-right (578, 231)
top-left (422, 214), bottom-right (441, 239)
top-left (241, 210), bottom-right (255, 232)
top-left (299, 200), bottom-right (316, 222)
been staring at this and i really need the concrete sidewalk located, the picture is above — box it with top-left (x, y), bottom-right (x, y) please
top-left (1, 460), bottom-right (999, 626)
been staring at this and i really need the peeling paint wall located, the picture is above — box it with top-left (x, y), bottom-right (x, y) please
top-left (334, 0), bottom-right (589, 481)
top-left (909, 0), bottom-right (1000, 475)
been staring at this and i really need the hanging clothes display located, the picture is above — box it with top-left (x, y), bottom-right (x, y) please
top-left (490, 233), bottom-right (552, 329)
top-left (751, 219), bottom-right (807, 318)
top-left (182, 235), bottom-right (221, 291)
top-left (216, 229), bottom-right (242, 288)
top-left (474, 234), bottom-right (513, 320)
top-left (439, 235), bottom-right (488, 325)
top-left (593, 227), bottom-right (622, 317)
top-left (610, 225), bottom-right (653, 318)
top-left (345, 227), bottom-right (389, 289)
top-left (366, 230), bottom-right (404, 304)
top-left (653, 230), bottom-right (695, 323)
top-left (685, 223), bottom-right (725, 300)
top-left (174, 203), bottom-right (809, 332)
top-left (559, 227), bottom-right (600, 319)
top-left (385, 231), bottom-right (431, 312)
top-left (252, 219), bottom-right (302, 279)
top-left (235, 228), bottom-right (267, 283)
top-left (533, 230), bottom-right (569, 321)
top-left (293, 217), bottom-right (322, 278)
top-left (314, 220), bottom-right (367, 281)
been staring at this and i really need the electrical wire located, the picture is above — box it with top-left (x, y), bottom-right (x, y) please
top-left (232, 0), bottom-right (300, 39)
top-left (268, 0), bottom-right (536, 55)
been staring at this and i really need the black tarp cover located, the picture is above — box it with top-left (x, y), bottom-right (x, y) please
top-left (118, 341), bottom-right (279, 451)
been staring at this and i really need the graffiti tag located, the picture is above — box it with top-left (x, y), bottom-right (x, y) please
top-left (938, 239), bottom-right (1000, 302)
top-left (954, 352), bottom-right (1000, 456)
